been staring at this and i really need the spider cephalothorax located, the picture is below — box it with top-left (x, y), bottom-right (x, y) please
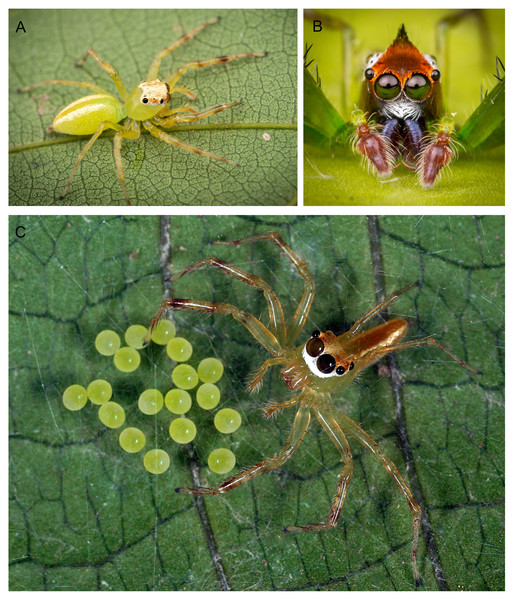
top-left (361, 24), bottom-right (441, 124)
top-left (138, 80), bottom-right (171, 106)
top-left (276, 329), bottom-right (358, 393)
top-left (303, 329), bottom-right (356, 377)
top-left (145, 232), bottom-right (480, 585)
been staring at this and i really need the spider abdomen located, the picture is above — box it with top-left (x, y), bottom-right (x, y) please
top-left (51, 94), bottom-right (126, 135)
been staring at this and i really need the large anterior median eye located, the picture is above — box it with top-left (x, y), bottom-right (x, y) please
top-left (316, 354), bottom-right (336, 374)
top-left (374, 73), bottom-right (400, 99)
top-left (405, 73), bottom-right (430, 99)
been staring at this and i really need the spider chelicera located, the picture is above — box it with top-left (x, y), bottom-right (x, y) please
top-left (145, 232), bottom-right (480, 585)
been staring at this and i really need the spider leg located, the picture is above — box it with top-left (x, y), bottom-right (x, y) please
top-left (146, 17), bottom-right (220, 80)
top-left (347, 283), bottom-right (419, 336)
top-left (380, 337), bottom-right (481, 375)
top-left (142, 120), bottom-right (239, 166)
top-left (172, 86), bottom-right (197, 101)
top-left (249, 357), bottom-right (288, 393)
top-left (112, 120), bottom-right (140, 206)
top-left (169, 256), bottom-right (286, 342)
top-left (285, 408), bottom-right (353, 532)
top-left (177, 405), bottom-right (311, 495)
top-left (212, 233), bottom-right (315, 345)
top-left (75, 48), bottom-right (128, 101)
top-left (336, 411), bottom-right (422, 586)
top-left (112, 131), bottom-right (129, 205)
top-left (156, 107), bottom-right (198, 121)
top-left (18, 79), bottom-right (112, 95)
top-left (154, 101), bottom-right (240, 129)
top-left (59, 121), bottom-right (137, 200)
top-left (145, 298), bottom-right (281, 356)
top-left (164, 52), bottom-right (267, 90)
top-left (263, 394), bottom-right (302, 418)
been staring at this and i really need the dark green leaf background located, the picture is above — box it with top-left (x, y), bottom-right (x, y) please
top-left (9, 10), bottom-right (297, 206)
top-left (9, 216), bottom-right (504, 590)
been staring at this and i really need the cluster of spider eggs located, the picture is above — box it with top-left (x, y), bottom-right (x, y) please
top-left (62, 319), bottom-right (239, 475)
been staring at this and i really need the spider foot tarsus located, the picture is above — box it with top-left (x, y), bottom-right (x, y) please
top-left (263, 403), bottom-right (282, 418)
top-left (247, 357), bottom-right (287, 393)
top-left (247, 363), bottom-right (272, 393)
top-left (263, 397), bottom-right (301, 418)
top-left (413, 549), bottom-right (422, 587)
top-left (176, 486), bottom-right (217, 495)
top-left (247, 373), bottom-right (265, 394)
top-left (284, 522), bottom-right (336, 533)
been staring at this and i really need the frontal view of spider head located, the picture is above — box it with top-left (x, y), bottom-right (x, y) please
top-left (18, 17), bottom-right (266, 204)
top-left (353, 25), bottom-right (455, 188)
top-left (145, 233), bottom-right (481, 586)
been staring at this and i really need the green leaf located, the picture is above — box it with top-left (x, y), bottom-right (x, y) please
top-left (304, 69), bottom-right (347, 148)
top-left (459, 77), bottom-right (505, 151)
top-left (9, 216), bottom-right (504, 590)
top-left (9, 9), bottom-right (297, 206)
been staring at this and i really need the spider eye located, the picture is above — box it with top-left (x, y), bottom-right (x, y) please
top-left (306, 336), bottom-right (324, 357)
top-left (349, 362), bottom-right (354, 370)
top-left (160, 98), bottom-right (164, 104)
top-left (336, 365), bottom-right (345, 376)
top-left (374, 74), bottom-right (400, 99)
top-left (405, 73), bottom-right (430, 99)
top-left (311, 330), bottom-right (320, 337)
top-left (317, 354), bottom-right (335, 374)
top-left (142, 97), bottom-right (148, 104)
top-left (364, 68), bottom-right (375, 80)
top-left (431, 69), bottom-right (440, 81)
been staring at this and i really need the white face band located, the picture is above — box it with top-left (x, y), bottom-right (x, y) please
top-left (302, 343), bottom-right (337, 379)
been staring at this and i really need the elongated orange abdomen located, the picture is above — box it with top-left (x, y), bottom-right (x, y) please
top-left (344, 318), bottom-right (409, 356)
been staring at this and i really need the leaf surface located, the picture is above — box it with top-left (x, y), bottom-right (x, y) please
top-left (304, 146), bottom-right (504, 206)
